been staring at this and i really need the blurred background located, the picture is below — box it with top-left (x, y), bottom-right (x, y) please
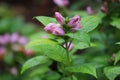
top-left (0, 0), bottom-right (120, 80)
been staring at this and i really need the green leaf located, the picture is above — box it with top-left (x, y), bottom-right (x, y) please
top-left (111, 18), bottom-right (120, 29)
top-left (29, 66), bottom-right (49, 77)
top-left (66, 64), bottom-right (97, 78)
top-left (66, 31), bottom-right (90, 49)
top-left (81, 16), bottom-right (100, 33)
top-left (104, 66), bottom-right (120, 80)
top-left (116, 42), bottom-right (120, 45)
top-left (114, 50), bottom-right (120, 65)
top-left (34, 16), bottom-right (57, 26)
top-left (26, 38), bottom-right (68, 64)
top-left (21, 56), bottom-right (50, 74)
top-left (46, 71), bottom-right (61, 80)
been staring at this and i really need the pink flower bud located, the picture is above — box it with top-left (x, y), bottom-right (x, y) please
top-left (44, 23), bottom-right (57, 33)
top-left (18, 36), bottom-right (28, 45)
top-left (52, 27), bottom-right (65, 36)
top-left (0, 34), bottom-right (10, 45)
top-left (63, 42), bottom-right (73, 51)
top-left (44, 23), bottom-right (65, 36)
top-left (68, 15), bottom-right (80, 27)
top-left (71, 22), bottom-right (82, 31)
top-left (10, 33), bottom-right (19, 43)
top-left (86, 6), bottom-right (92, 15)
top-left (55, 12), bottom-right (65, 25)
top-left (24, 49), bottom-right (34, 56)
top-left (68, 15), bottom-right (81, 31)
top-left (101, 6), bottom-right (107, 13)
top-left (53, 0), bottom-right (69, 7)
top-left (9, 67), bottom-right (18, 75)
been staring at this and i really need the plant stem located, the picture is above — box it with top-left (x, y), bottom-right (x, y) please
top-left (65, 41), bottom-right (71, 65)
top-left (65, 41), bottom-right (73, 80)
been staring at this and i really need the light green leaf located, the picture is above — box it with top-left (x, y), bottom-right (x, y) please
top-left (66, 31), bottom-right (90, 43)
top-left (26, 38), bottom-right (68, 64)
top-left (73, 41), bottom-right (90, 49)
top-left (114, 50), bottom-right (120, 65)
top-left (34, 16), bottom-right (57, 26)
top-left (116, 42), bottom-right (120, 45)
top-left (81, 16), bottom-right (100, 33)
top-left (29, 66), bottom-right (49, 77)
top-left (66, 31), bottom-right (90, 49)
top-left (104, 66), bottom-right (120, 80)
top-left (111, 18), bottom-right (120, 29)
top-left (66, 64), bottom-right (97, 78)
top-left (21, 56), bottom-right (49, 74)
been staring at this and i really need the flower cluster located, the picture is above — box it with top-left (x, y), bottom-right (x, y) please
top-left (0, 33), bottom-right (33, 59)
top-left (53, 0), bottom-right (69, 7)
top-left (44, 12), bottom-right (81, 36)
top-left (0, 33), bottom-right (28, 45)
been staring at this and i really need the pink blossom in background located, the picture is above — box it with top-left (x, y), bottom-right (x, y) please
top-left (53, 0), bottom-right (69, 7)
top-left (9, 67), bottom-right (18, 75)
top-left (101, 6), bottom-right (107, 13)
top-left (0, 34), bottom-right (10, 45)
top-left (86, 6), bottom-right (92, 15)
top-left (24, 49), bottom-right (34, 56)
top-left (55, 12), bottom-right (65, 25)
top-left (10, 33), bottom-right (20, 43)
top-left (18, 36), bottom-right (28, 45)
top-left (63, 42), bottom-right (73, 51)
top-left (0, 36), bottom-right (4, 45)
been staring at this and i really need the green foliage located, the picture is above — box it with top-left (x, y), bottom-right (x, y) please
top-left (114, 50), bottom-right (120, 65)
top-left (80, 16), bottom-right (100, 33)
top-left (111, 18), bottom-right (120, 29)
top-left (21, 56), bottom-right (50, 74)
top-left (104, 66), bottom-right (120, 80)
top-left (35, 16), bottom-right (57, 26)
top-left (26, 38), bottom-right (68, 64)
top-left (66, 31), bottom-right (90, 49)
top-left (66, 64), bottom-right (97, 78)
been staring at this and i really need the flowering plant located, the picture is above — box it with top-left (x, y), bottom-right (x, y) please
top-left (21, 0), bottom-right (120, 80)
top-left (21, 9), bottom-right (100, 79)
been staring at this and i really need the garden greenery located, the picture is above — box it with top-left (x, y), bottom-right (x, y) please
top-left (21, 0), bottom-right (120, 80)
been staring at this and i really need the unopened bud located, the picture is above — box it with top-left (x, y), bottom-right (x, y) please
top-left (55, 12), bottom-right (65, 25)
top-left (101, 6), bottom-right (107, 13)
top-left (53, 0), bottom-right (69, 7)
